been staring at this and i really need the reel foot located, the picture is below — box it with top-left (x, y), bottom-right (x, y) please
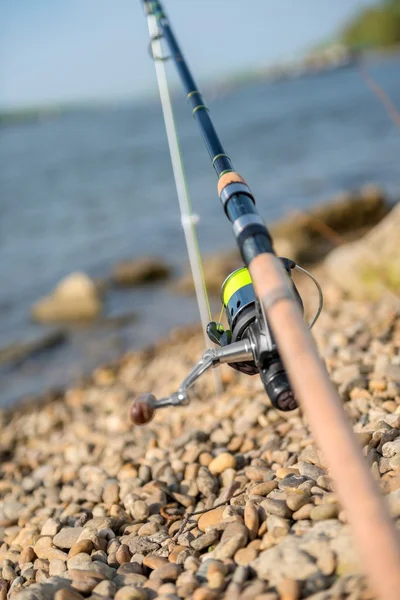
top-left (130, 393), bottom-right (156, 425)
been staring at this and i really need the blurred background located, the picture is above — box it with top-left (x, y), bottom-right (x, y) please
top-left (1, 0), bottom-right (399, 407)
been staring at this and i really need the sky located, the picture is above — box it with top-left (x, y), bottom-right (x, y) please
top-left (0, 0), bottom-right (375, 110)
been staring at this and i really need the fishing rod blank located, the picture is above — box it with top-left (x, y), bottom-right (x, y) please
top-left (134, 2), bottom-right (400, 598)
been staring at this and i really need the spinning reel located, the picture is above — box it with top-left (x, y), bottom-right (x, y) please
top-left (130, 258), bottom-right (323, 425)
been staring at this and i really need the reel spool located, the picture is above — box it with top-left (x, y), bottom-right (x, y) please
top-left (130, 258), bottom-right (322, 425)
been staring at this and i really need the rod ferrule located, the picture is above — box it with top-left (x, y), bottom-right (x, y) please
top-left (220, 181), bottom-right (254, 213)
top-left (232, 214), bottom-right (265, 237)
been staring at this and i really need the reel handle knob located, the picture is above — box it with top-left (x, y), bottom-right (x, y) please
top-left (129, 393), bottom-right (156, 425)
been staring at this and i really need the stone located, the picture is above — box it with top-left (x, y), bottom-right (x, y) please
top-left (116, 544), bottom-right (131, 565)
top-left (33, 537), bottom-right (54, 559)
top-left (67, 552), bottom-right (92, 570)
top-left (32, 272), bottom-right (102, 322)
top-left (143, 555), bottom-right (168, 570)
top-left (213, 521), bottom-right (248, 559)
top-left (196, 468), bottom-right (219, 497)
top-left (192, 588), bottom-right (219, 600)
top-left (260, 499), bottom-right (292, 519)
top-left (277, 578), bottom-right (300, 600)
top-left (382, 439), bottom-right (400, 458)
top-left (292, 504), bottom-right (313, 520)
top-left (55, 589), bottom-right (85, 600)
top-left (310, 504), bottom-right (339, 521)
top-left (114, 587), bottom-right (148, 600)
top-left (41, 518), bottom-right (60, 537)
top-left (190, 529), bottom-right (219, 551)
top-left (102, 482), bottom-right (119, 505)
top-left (113, 257), bottom-right (171, 286)
top-left (286, 492), bottom-right (311, 512)
top-left (92, 579), bottom-right (117, 597)
top-left (208, 453), bottom-right (236, 475)
top-left (19, 547), bottom-right (36, 566)
top-left (324, 203), bottom-right (400, 299)
top-left (151, 563), bottom-right (182, 581)
top-left (69, 539), bottom-right (94, 558)
top-left (234, 546), bottom-right (258, 566)
top-left (249, 481), bottom-right (278, 496)
top-left (297, 462), bottom-right (325, 481)
top-left (131, 501), bottom-right (150, 522)
top-left (53, 527), bottom-right (84, 549)
top-left (244, 502), bottom-right (259, 540)
top-left (253, 538), bottom-right (319, 585)
top-left (198, 507), bottom-right (225, 532)
top-left (49, 559), bottom-right (67, 576)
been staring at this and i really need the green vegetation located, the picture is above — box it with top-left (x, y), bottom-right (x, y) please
top-left (342, 0), bottom-right (400, 50)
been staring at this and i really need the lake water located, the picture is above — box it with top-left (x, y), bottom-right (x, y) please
top-left (1, 56), bottom-right (400, 406)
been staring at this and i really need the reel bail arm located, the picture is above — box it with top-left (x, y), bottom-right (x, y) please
top-left (130, 340), bottom-right (253, 425)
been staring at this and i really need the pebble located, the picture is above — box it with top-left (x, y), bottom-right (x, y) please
top-left (54, 589), bottom-right (84, 600)
top-left (192, 588), bottom-right (219, 600)
top-left (18, 547), bottom-right (36, 566)
top-left (234, 546), bottom-right (258, 566)
top-left (69, 539), bottom-right (94, 558)
top-left (213, 522), bottom-right (248, 559)
top-left (260, 499), bottom-right (292, 519)
top-left (196, 468), bottom-right (219, 497)
top-left (292, 503), bottom-right (313, 520)
top-left (92, 579), bottom-right (117, 596)
top-left (131, 500), bottom-right (150, 522)
top-left (208, 453), bottom-right (236, 475)
top-left (297, 462), bottom-right (325, 481)
top-left (277, 578), bottom-right (300, 600)
top-left (53, 527), bottom-right (84, 549)
top-left (250, 481), bottom-right (278, 496)
top-left (41, 518), bottom-right (60, 536)
top-left (49, 558), bottom-right (67, 576)
top-left (2, 290), bottom-right (399, 600)
top-left (286, 492), bottom-right (311, 512)
top-left (143, 555), bottom-right (168, 570)
top-left (102, 481), bottom-right (119, 504)
top-left (191, 529), bottom-right (219, 551)
top-left (151, 563), bottom-right (182, 581)
top-left (275, 467), bottom-right (299, 479)
top-left (114, 587), bottom-right (148, 600)
top-left (245, 467), bottom-right (273, 481)
top-left (244, 501), bottom-right (259, 540)
top-left (310, 504), bottom-right (339, 521)
top-left (198, 507), bottom-right (225, 532)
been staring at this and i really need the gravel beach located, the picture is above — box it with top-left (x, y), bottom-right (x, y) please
top-left (1, 268), bottom-right (400, 600)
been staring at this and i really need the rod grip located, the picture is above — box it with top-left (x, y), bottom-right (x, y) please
top-left (249, 253), bottom-right (400, 600)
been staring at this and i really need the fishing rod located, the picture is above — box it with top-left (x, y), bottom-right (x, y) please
top-left (132, 2), bottom-right (400, 598)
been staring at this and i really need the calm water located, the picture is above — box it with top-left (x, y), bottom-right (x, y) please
top-left (1, 57), bottom-right (400, 406)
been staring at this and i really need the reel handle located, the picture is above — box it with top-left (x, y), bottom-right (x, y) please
top-left (129, 393), bottom-right (156, 425)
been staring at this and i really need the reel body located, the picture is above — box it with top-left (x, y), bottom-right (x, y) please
top-left (207, 259), bottom-right (302, 410)
top-left (130, 257), bottom-right (320, 425)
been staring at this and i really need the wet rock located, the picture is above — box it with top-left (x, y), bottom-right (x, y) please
top-left (113, 257), bottom-right (171, 286)
top-left (32, 272), bottom-right (102, 323)
top-left (325, 203), bottom-right (400, 299)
